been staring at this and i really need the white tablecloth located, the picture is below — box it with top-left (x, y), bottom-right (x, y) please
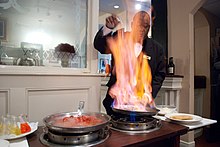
top-left (9, 137), bottom-right (29, 147)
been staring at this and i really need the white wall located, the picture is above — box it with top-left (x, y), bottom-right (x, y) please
top-left (0, 74), bottom-right (102, 125)
top-left (194, 11), bottom-right (210, 118)
top-left (167, 0), bottom-right (205, 144)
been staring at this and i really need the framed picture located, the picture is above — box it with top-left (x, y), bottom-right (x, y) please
top-left (99, 58), bottom-right (109, 72)
top-left (0, 18), bottom-right (6, 40)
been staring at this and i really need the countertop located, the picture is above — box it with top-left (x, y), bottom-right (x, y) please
top-left (27, 121), bottom-right (188, 147)
top-left (0, 65), bottom-right (105, 76)
top-left (166, 75), bottom-right (184, 78)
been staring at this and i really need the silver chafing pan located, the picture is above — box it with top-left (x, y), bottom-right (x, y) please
top-left (43, 112), bottom-right (111, 134)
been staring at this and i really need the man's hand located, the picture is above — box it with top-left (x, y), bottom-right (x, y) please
top-left (106, 14), bottom-right (120, 29)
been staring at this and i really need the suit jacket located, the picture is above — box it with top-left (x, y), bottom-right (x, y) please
top-left (94, 27), bottom-right (166, 98)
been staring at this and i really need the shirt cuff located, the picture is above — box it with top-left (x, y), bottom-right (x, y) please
top-left (102, 25), bottom-right (113, 36)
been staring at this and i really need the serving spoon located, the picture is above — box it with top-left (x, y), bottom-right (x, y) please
top-left (77, 101), bottom-right (85, 116)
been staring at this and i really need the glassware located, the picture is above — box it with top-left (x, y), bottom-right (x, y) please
top-left (0, 116), bottom-right (9, 136)
top-left (0, 116), bottom-right (4, 135)
top-left (8, 115), bottom-right (21, 135)
top-left (0, 114), bottom-right (33, 137)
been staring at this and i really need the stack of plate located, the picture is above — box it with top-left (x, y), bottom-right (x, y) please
top-left (156, 105), bottom-right (177, 116)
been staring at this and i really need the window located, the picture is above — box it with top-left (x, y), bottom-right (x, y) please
top-left (0, 0), bottom-right (88, 68)
top-left (0, 18), bottom-right (6, 40)
top-left (98, 0), bottom-right (152, 73)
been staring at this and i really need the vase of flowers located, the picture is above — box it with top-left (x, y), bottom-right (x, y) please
top-left (54, 43), bottom-right (75, 67)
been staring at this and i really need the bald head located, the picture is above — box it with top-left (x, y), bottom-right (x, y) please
top-left (131, 11), bottom-right (151, 43)
top-left (133, 11), bottom-right (150, 26)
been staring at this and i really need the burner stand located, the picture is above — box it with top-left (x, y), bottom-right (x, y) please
top-left (110, 115), bottom-right (162, 134)
top-left (40, 126), bottom-right (109, 146)
top-left (40, 132), bottom-right (109, 147)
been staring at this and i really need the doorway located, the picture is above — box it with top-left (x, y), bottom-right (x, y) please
top-left (194, 0), bottom-right (220, 142)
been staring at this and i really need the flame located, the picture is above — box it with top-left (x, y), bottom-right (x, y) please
top-left (107, 29), bottom-right (153, 112)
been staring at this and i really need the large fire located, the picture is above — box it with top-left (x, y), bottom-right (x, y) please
top-left (107, 29), bottom-right (154, 112)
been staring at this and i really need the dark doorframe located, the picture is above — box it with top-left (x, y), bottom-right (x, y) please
top-left (151, 0), bottom-right (168, 58)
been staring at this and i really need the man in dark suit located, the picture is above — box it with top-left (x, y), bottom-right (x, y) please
top-left (94, 11), bottom-right (166, 115)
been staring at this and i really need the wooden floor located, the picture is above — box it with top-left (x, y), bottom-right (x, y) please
top-left (195, 134), bottom-right (220, 147)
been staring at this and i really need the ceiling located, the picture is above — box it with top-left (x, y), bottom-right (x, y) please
top-left (99, 0), bottom-right (151, 16)
top-left (0, 0), bottom-right (87, 23)
top-left (0, 0), bottom-right (219, 21)
top-left (99, 0), bottom-right (220, 19)
top-left (99, 0), bottom-right (125, 15)
top-left (202, 0), bottom-right (220, 19)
